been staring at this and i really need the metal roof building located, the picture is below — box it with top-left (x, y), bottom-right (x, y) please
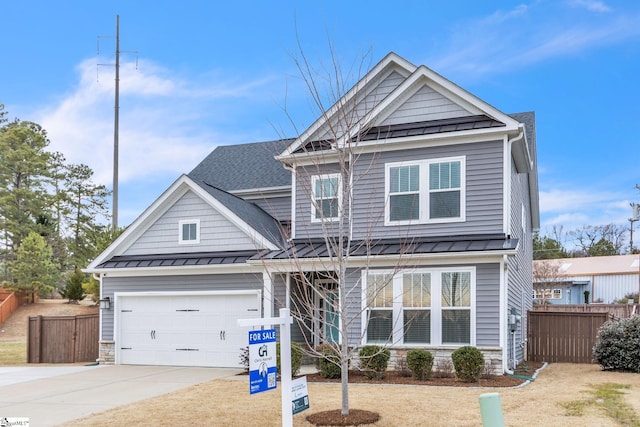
top-left (534, 254), bottom-right (640, 304)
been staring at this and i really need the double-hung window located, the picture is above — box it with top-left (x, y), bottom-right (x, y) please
top-left (363, 268), bottom-right (474, 346)
top-left (365, 273), bottom-right (394, 343)
top-left (389, 165), bottom-right (419, 221)
top-left (179, 219), bottom-right (200, 244)
top-left (312, 174), bottom-right (341, 221)
top-left (385, 157), bottom-right (464, 225)
top-left (441, 272), bottom-right (471, 344)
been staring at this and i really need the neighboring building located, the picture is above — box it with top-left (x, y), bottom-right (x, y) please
top-left (86, 52), bottom-right (539, 373)
top-left (534, 255), bottom-right (640, 304)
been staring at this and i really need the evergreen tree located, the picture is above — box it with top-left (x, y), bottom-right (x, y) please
top-left (59, 268), bottom-right (86, 303)
top-left (6, 231), bottom-right (59, 298)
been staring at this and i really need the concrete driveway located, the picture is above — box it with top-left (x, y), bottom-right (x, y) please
top-left (0, 364), bottom-right (242, 426)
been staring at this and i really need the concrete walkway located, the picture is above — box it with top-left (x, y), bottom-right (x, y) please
top-left (0, 364), bottom-right (242, 426)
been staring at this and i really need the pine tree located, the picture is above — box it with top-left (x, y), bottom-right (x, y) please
top-left (59, 268), bottom-right (86, 303)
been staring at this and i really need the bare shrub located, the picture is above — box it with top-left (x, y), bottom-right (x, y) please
top-left (433, 358), bottom-right (454, 378)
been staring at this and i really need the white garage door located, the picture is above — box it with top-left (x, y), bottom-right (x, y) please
top-left (116, 291), bottom-right (260, 368)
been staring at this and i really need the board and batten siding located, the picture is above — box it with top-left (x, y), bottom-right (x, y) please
top-left (100, 273), bottom-right (263, 341)
top-left (316, 70), bottom-right (406, 141)
top-left (124, 191), bottom-right (258, 256)
top-left (380, 84), bottom-right (473, 126)
top-left (348, 140), bottom-right (504, 240)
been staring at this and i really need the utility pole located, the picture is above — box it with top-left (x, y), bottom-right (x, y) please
top-left (97, 15), bottom-right (136, 231)
top-left (113, 14), bottom-right (120, 231)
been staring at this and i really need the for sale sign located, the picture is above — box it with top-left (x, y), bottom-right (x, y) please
top-left (248, 329), bottom-right (277, 394)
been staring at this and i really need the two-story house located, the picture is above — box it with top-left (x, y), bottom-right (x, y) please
top-left (86, 52), bottom-right (539, 374)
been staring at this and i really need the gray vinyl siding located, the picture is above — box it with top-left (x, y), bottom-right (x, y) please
top-left (380, 85), bottom-right (473, 126)
top-left (349, 140), bottom-right (504, 239)
top-left (250, 196), bottom-right (291, 222)
top-left (124, 191), bottom-right (257, 255)
top-left (475, 263), bottom-right (501, 346)
top-left (316, 70), bottom-right (406, 141)
top-left (101, 273), bottom-right (263, 340)
top-left (277, 264), bottom-right (498, 349)
top-left (294, 163), bottom-right (349, 239)
top-left (507, 157), bottom-right (534, 365)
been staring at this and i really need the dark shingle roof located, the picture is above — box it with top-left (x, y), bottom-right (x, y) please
top-left (96, 250), bottom-right (260, 269)
top-left (257, 234), bottom-right (518, 261)
top-left (190, 177), bottom-right (285, 247)
top-left (189, 139), bottom-right (292, 191)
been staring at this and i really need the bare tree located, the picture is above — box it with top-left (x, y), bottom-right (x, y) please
top-left (570, 224), bottom-right (626, 256)
top-left (532, 260), bottom-right (565, 304)
top-left (266, 47), bottom-right (418, 417)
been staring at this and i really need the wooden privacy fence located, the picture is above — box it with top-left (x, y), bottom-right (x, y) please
top-left (0, 291), bottom-right (19, 325)
top-left (28, 314), bottom-right (99, 363)
top-left (533, 303), bottom-right (639, 319)
top-left (527, 311), bottom-right (609, 364)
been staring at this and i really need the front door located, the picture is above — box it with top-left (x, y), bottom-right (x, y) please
top-left (316, 280), bottom-right (340, 345)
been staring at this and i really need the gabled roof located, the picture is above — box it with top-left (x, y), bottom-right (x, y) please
top-left (190, 176), bottom-right (285, 246)
top-left (189, 139), bottom-right (292, 192)
top-left (278, 52), bottom-right (523, 161)
top-left (86, 175), bottom-right (284, 272)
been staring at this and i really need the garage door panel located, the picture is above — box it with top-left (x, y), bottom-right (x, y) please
top-left (117, 293), bottom-right (260, 367)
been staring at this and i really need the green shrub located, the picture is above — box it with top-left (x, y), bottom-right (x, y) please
top-left (358, 345), bottom-right (391, 380)
top-left (316, 344), bottom-right (342, 379)
top-left (406, 349), bottom-right (434, 380)
top-left (593, 316), bottom-right (640, 373)
top-left (451, 346), bottom-right (484, 382)
top-left (276, 342), bottom-right (303, 376)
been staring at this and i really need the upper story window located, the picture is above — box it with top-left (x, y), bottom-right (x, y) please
top-left (385, 156), bottom-right (465, 225)
top-left (312, 174), bottom-right (341, 222)
top-left (179, 219), bottom-right (200, 244)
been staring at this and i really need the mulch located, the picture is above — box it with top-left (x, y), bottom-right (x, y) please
top-left (301, 361), bottom-right (545, 426)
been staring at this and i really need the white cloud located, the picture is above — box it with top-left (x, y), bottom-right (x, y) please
top-left (539, 188), bottom-right (634, 234)
top-left (567, 0), bottom-right (612, 13)
top-left (429, 2), bottom-right (640, 77)
top-left (34, 58), bottom-right (277, 188)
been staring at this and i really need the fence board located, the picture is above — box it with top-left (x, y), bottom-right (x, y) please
top-left (527, 311), bottom-right (608, 364)
top-left (533, 304), bottom-right (638, 319)
top-left (28, 314), bottom-right (99, 363)
top-left (0, 291), bottom-right (19, 325)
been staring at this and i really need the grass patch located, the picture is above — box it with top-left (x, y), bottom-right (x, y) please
top-left (0, 341), bottom-right (26, 365)
top-left (560, 383), bottom-right (640, 426)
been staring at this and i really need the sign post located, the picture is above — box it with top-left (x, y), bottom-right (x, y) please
top-left (238, 308), bottom-right (294, 427)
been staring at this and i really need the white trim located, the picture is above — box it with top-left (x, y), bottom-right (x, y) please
top-left (311, 173), bottom-right (342, 223)
top-left (361, 267), bottom-right (476, 347)
top-left (384, 156), bottom-right (466, 226)
top-left (279, 53), bottom-right (417, 158)
top-left (313, 278), bottom-right (342, 346)
top-left (263, 272), bottom-right (273, 318)
top-left (178, 219), bottom-right (200, 244)
top-left (92, 263), bottom-right (265, 277)
top-left (113, 290), bottom-right (261, 366)
top-left (85, 175), bottom-right (280, 272)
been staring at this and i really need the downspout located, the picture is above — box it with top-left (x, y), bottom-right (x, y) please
top-left (502, 128), bottom-right (524, 375)
top-left (93, 273), bottom-right (104, 344)
top-left (502, 255), bottom-right (513, 375)
top-left (283, 163), bottom-right (296, 239)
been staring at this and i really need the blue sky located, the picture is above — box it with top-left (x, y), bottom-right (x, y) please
top-left (2, 0), bottom-right (639, 247)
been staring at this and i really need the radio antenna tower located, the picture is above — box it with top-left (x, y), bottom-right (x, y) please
top-left (98, 15), bottom-right (137, 231)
